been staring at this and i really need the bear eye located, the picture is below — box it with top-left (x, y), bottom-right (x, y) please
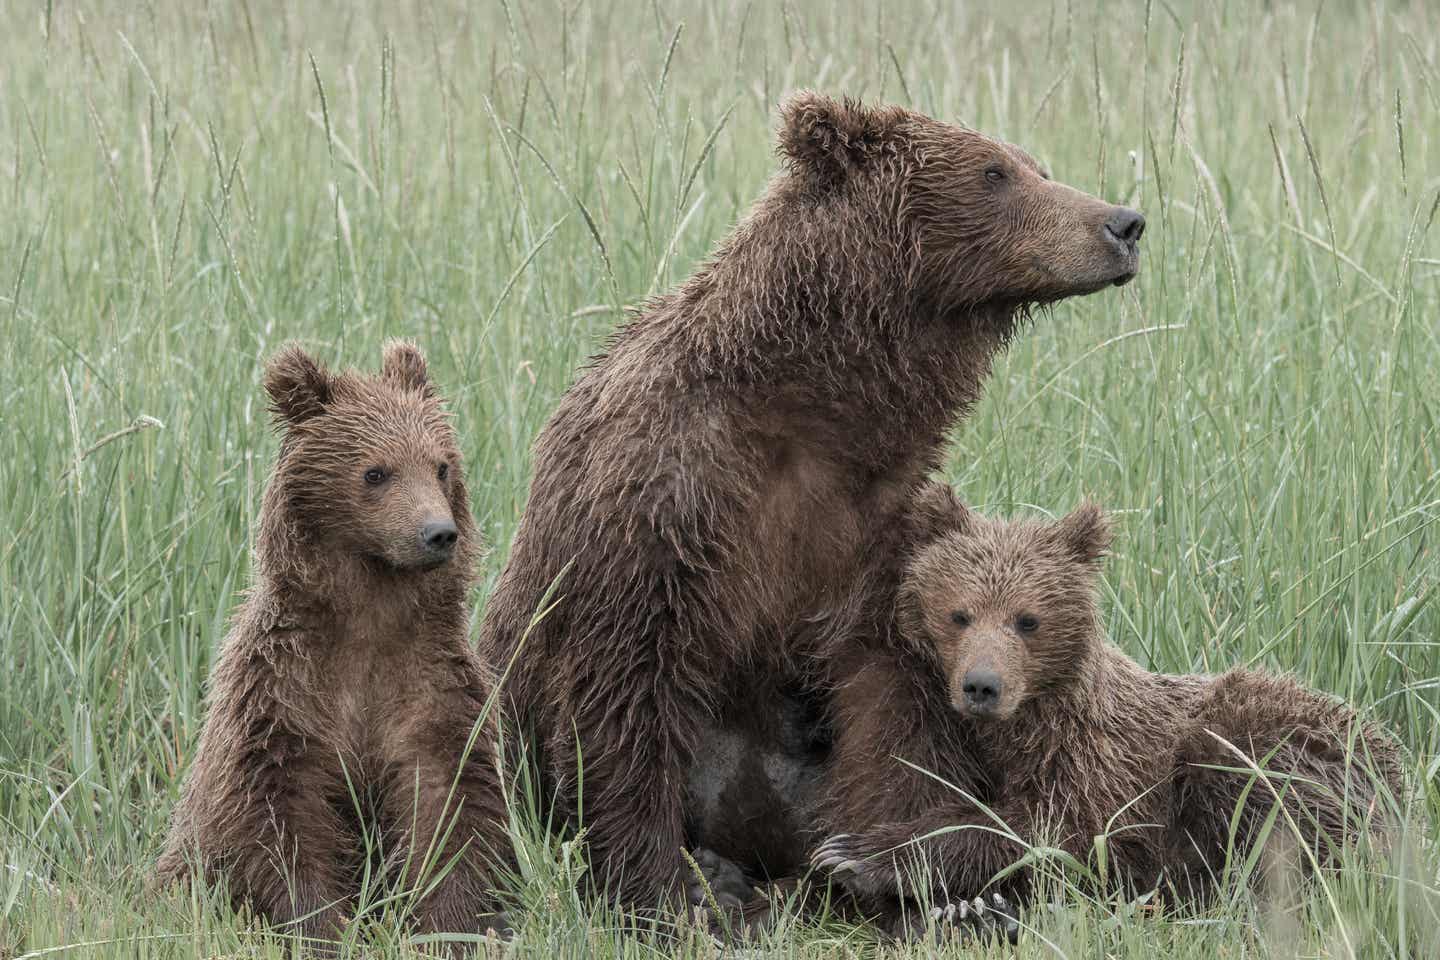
top-left (1016, 614), bottom-right (1039, 634)
top-left (363, 467), bottom-right (389, 486)
top-left (950, 610), bottom-right (971, 627)
top-left (437, 462), bottom-right (449, 481)
top-left (984, 166), bottom-right (1006, 184)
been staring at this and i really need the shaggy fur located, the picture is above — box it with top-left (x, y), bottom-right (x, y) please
top-left (814, 501), bottom-right (1404, 911)
top-left (479, 91), bottom-right (1144, 907)
top-left (156, 342), bottom-right (512, 948)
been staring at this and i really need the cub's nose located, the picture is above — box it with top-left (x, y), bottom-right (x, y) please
top-left (1104, 207), bottom-right (1146, 247)
top-left (961, 668), bottom-right (1003, 715)
top-left (421, 519), bottom-right (459, 556)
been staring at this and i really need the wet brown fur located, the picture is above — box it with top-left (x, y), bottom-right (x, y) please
top-left (479, 91), bottom-right (1143, 906)
top-left (817, 501), bottom-right (1404, 912)
top-left (155, 342), bottom-right (512, 946)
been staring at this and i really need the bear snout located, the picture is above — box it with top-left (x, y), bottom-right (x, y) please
top-left (1104, 207), bottom-right (1145, 247)
top-left (420, 518), bottom-right (459, 562)
top-left (1102, 206), bottom-right (1145, 283)
top-left (960, 666), bottom-right (1004, 717)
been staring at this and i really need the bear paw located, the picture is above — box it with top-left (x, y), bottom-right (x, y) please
top-left (685, 847), bottom-right (755, 912)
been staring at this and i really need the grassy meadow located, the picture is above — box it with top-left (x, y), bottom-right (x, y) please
top-left (2, 0), bottom-right (1439, 956)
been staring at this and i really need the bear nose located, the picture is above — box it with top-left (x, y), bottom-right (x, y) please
top-left (961, 668), bottom-right (1003, 715)
top-left (422, 519), bottom-right (459, 555)
top-left (1104, 207), bottom-right (1145, 247)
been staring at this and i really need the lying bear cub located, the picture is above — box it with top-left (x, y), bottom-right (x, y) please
top-left (814, 499), bottom-right (1403, 913)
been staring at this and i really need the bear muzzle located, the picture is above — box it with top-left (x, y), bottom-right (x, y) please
top-left (1102, 206), bottom-right (1145, 285)
top-left (960, 665), bottom-right (1004, 718)
top-left (418, 518), bottom-right (459, 567)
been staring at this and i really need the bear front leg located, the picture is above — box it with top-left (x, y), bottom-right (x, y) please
top-left (383, 705), bottom-right (514, 945)
top-left (812, 807), bottom-right (1030, 945)
top-left (550, 661), bottom-right (709, 912)
top-left (218, 742), bottom-right (356, 948)
top-left (818, 647), bottom-right (993, 897)
top-left (811, 805), bottom-right (1034, 905)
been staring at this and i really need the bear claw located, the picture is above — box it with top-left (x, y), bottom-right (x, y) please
top-left (942, 893), bottom-right (1020, 944)
top-left (810, 833), bottom-right (893, 897)
top-left (909, 893), bottom-right (1018, 944)
top-left (817, 834), bottom-right (904, 903)
top-left (810, 834), bottom-right (860, 871)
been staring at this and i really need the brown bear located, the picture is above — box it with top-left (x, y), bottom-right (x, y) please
top-left (155, 342), bottom-right (512, 950)
top-left (479, 90), bottom-right (1145, 909)
top-left (813, 499), bottom-right (1404, 918)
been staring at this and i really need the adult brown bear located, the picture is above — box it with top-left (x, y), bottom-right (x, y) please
top-left (480, 92), bottom-right (1144, 909)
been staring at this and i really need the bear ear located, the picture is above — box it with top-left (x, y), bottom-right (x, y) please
top-left (895, 573), bottom-right (928, 650)
top-left (1052, 500), bottom-right (1112, 566)
top-left (896, 538), bottom-right (961, 659)
top-left (909, 481), bottom-right (977, 542)
top-left (896, 544), bottom-right (940, 648)
top-left (264, 344), bottom-right (333, 425)
top-left (777, 91), bottom-right (893, 183)
top-left (381, 339), bottom-right (432, 396)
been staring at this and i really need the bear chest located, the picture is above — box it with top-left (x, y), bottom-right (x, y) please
top-left (319, 616), bottom-right (433, 759)
top-left (743, 442), bottom-right (913, 623)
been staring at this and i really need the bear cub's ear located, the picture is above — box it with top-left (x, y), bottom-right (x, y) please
top-left (777, 91), bottom-right (893, 183)
top-left (909, 481), bottom-right (977, 542)
top-left (1053, 500), bottom-right (1112, 565)
top-left (264, 343), bottom-right (333, 425)
top-left (381, 338), bottom-right (432, 396)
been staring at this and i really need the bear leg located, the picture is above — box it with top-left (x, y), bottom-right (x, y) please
top-left (382, 711), bottom-right (513, 945)
top-left (225, 745), bottom-right (356, 948)
top-left (549, 671), bottom-right (710, 910)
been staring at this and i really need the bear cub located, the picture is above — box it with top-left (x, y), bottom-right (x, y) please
top-left (156, 341), bottom-right (512, 949)
top-left (815, 500), bottom-right (1403, 908)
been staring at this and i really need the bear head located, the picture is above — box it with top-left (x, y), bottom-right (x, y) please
top-left (777, 91), bottom-right (1144, 310)
top-left (262, 339), bottom-right (473, 573)
top-left (899, 500), bottom-right (1112, 722)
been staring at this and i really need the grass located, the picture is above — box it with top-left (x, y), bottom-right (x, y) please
top-left (1, 0), bottom-right (1438, 956)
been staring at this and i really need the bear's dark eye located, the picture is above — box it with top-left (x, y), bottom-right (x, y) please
top-left (363, 467), bottom-right (389, 486)
top-left (437, 462), bottom-right (449, 481)
top-left (984, 167), bottom-right (1006, 184)
top-left (951, 610), bottom-right (971, 627)
top-left (1016, 614), bottom-right (1039, 634)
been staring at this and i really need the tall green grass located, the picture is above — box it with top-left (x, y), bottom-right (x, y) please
top-left (1, 0), bottom-right (1437, 956)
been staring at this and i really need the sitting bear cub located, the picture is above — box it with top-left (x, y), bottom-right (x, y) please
top-left (156, 342), bottom-right (512, 950)
top-left (814, 500), bottom-right (1403, 910)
